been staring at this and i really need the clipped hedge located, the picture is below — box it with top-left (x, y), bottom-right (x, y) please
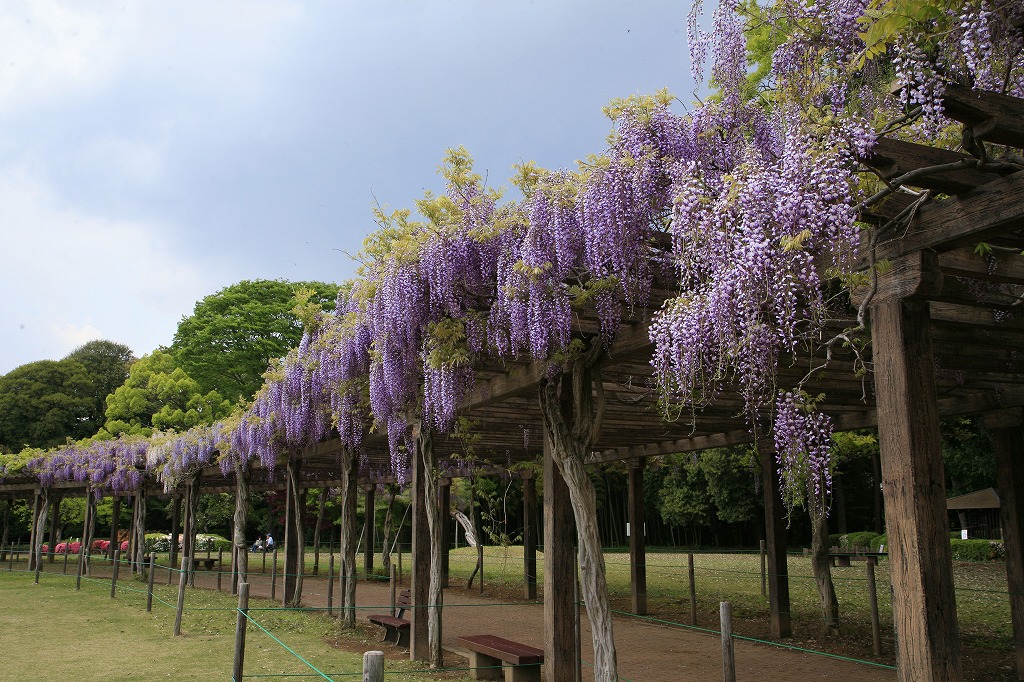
top-left (827, 532), bottom-right (884, 550)
top-left (950, 538), bottom-right (1004, 561)
top-left (144, 532), bottom-right (231, 553)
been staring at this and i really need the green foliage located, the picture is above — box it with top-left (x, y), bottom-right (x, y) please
top-left (827, 531), bottom-right (883, 549)
top-left (63, 340), bottom-right (134, 437)
top-left (950, 538), bottom-right (1004, 562)
top-left (0, 359), bottom-right (93, 450)
top-left (941, 417), bottom-right (996, 496)
top-left (195, 492), bottom-right (235, 536)
top-left (171, 279), bottom-right (340, 404)
top-left (656, 447), bottom-right (760, 529)
top-left (100, 350), bottom-right (232, 438)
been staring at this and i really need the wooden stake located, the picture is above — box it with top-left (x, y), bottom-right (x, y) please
top-left (721, 601), bottom-right (736, 682)
top-left (689, 553), bottom-right (697, 626)
top-left (760, 540), bottom-right (767, 597)
top-left (867, 557), bottom-right (882, 656)
top-left (232, 582), bottom-right (250, 682)
top-left (362, 650), bottom-right (384, 682)
top-left (110, 549), bottom-right (120, 598)
top-left (147, 553), bottom-right (156, 612)
top-left (217, 549), bottom-right (223, 591)
top-left (270, 548), bottom-right (278, 601)
top-left (327, 552), bottom-right (335, 616)
top-left (522, 471), bottom-right (537, 600)
top-left (390, 563), bottom-right (397, 615)
top-left (174, 554), bottom-right (188, 636)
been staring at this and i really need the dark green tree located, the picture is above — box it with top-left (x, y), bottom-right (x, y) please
top-left (171, 279), bottom-right (340, 404)
top-left (63, 340), bottom-right (134, 437)
top-left (0, 359), bottom-right (92, 450)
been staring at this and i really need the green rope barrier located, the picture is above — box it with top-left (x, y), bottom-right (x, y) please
top-left (608, 608), bottom-right (897, 670)
top-left (240, 610), bottom-right (334, 681)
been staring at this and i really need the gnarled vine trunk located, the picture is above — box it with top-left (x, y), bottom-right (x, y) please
top-left (381, 484), bottom-right (398, 572)
top-left (32, 488), bottom-right (50, 573)
top-left (810, 491), bottom-right (839, 630)
top-left (416, 428), bottom-right (444, 669)
top-left (338, 448), bottom-right (359, 628)
top-left (285, 456), bottom-right (305, 607)
top-left (132, 489), bottom-right (147, 577)
top-left (538, 347), bottom-right (617, 682)
top-left (233, 461), bottom-right (250, 586)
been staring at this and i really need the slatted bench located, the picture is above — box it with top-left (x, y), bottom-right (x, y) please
top-left (191, 556), bottom-right (219, 571)
top-left (368, 589), bottom-right (411, 647)
top-left (456, 634), bottom-right (543, 682)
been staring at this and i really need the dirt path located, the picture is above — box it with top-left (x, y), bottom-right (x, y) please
top-left (202, 567), bottom-right (894, 682)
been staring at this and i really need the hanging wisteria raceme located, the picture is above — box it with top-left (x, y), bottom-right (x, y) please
top-left (28, 437), bottom-right (151, 496)
top-left (773, 391), bottom-right (834, 507)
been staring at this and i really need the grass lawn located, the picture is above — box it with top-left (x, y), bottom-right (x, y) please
top-left (0, 568), bottom-right (471, 682)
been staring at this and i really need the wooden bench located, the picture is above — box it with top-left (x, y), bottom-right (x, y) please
top-left (191, 557), bottom-right (220, 571)
top-left (828, 549), bottom-right (886, 567)
top-left (456, 634), bottom-right (544, 682)
top-left (368, 589), bottom-right (411, 647)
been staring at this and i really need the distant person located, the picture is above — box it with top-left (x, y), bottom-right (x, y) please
top-left (250, 536), bottom-right (263, 552)
top-left (265, 533), bottom-right (274, 552)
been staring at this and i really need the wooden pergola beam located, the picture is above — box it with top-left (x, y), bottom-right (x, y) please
top-left (943, 84), bottom-right (1024, 149)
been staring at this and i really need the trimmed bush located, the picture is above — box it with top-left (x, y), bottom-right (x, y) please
top-left (950, 539), bottom-right (1004, 561)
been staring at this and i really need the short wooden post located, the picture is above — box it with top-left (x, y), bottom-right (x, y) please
top-left (262, 547), bottom-right (267, 574)
top-left (76, 549), bottom-right (85, 590)
top-left (721, 601), bottom-right (736, 682)
top-left (217, 549), bottom-right (223, 591)
top-left (522, 471), bottom-right (537, 600)
top-left (33, 542), bottom-right (43, 584)
top-left (270, 548), bottom-right (278, 601)
top-left (867, 556), bottom-right (882, 656)
top-left (327, 552), bottom-right (335, 616)
top-left (233, 582), bottom-right (250, 682)
top-left (688, 553), bottom-right (697, 626)
top-left (364, 484), bottom-right (376, 579)
top-left (397, 542), bottom-right (403, 583)
top-left (174, 555), bottom-right (188, 636)
top-left (363, 650), bottom-right (384, 682)
top-left (110, 549), bottom-right (121, 597)
top-left (63, 543), bottom-right (70, 574)
top-left (146, 553), bottom-right (156, 612)
top-left (389, 563), bottom-right (397, 615)
top-left (8, 544), bottom-right (14, 571)
top-left (759, 540), bottom-right (767, 597)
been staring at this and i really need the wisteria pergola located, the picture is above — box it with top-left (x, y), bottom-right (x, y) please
top-left (3, 85), bottom-right (1024, 682)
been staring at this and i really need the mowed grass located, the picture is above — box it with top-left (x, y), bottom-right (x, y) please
top-left (0, 567), bottom-right (471, 682)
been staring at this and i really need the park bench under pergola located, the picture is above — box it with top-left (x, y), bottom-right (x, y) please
top-left (3, 84), bottom-right (1024, 682)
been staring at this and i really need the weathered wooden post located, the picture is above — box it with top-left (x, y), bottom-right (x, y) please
top-left (62, 541), bottom-right (70, 574)
top-left (168, 494), bottom-right (181, 585)
top-left (544, 432), bottom-right (577, 682)
top-left (108, 496), bottom-right (121, 560)
top-left (233, 582), bottom-right (250, 682)
top-left (689, 553), bottom-right (697, 626)
top-left (760, 540), bottom-right (767, 597)
top-left (217, 548), bottom-right (223, 591)
top-left (76, 548), bottom-right (85, 590)
top-left (270, 548), bottom-right (278, 601)
top-left (990, 417), bottom-right (1024, 681)
top-left (721, 601), bottom-right (736, 682)
top-left (757, 437), bottom-right (792, 639)
top-left (146, 553), bottom-right (156, 612)
top-left (409, 438), bottom-right (430, 662)
top-left (110, 549), bottom-right (121, 598)
top-left (327, 552), bottom-right (335, 616)
top-left (33, 540), bottom-right (43, 584)
top-left (867, 556), bottom-right (882, 656)
top-left (364, 484), bottom-right (377, 579)
top-left (389, 563), bottom-right (397, 615)
top-left (627, 458), bottom-right (648, 615)
top-left (174, 554), bottom-right (189, 636)
top-left (362, 650), bottom-right (384, 682)
top-left (439, 479), bottom-right (450, 589)
top-left (522, 470), bottom-right (537, 600)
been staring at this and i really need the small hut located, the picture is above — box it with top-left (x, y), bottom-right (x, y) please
top-left (947, 488), bottom-right (1002, 540)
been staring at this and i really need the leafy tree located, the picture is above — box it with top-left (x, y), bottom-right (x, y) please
top-left (941, 417), bottom-right (996, 496)
top-left (658, 455), bottom-right (713, 529)
top-left (100, 350), bottom-right (232, 438)
top-left (0, 359), bottom-right (92, 450)
top-left (171, 279), bottom-right (340, 404)
top-left (63, 340), bottom-right (134, 437)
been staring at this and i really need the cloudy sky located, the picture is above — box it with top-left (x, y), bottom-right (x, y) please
top-left (0, 1), bottom-right (700, 375)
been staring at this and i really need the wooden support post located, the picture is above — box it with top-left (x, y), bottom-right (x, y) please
top-left (282, 464), bottom-right (301, 606)
top-left (544, 432), bottom-right (577, 682)
top-left (233, 582), bottom-right (250, 682)
top-left (364, 484), bottom-right (376, 579)
top-left (27, 489), bottom-right (41, 572)
top-left (363, 650), bottom-right (385, 682)
top-left (174, 554), bottom-right (188, 636)
top-left (760, 540), bottom-right (767, 597)
top-left (62, 540), bottom-right (69, 574)
top-left (109, 496), bottom-right (121, 560)
top-left (872, 293), bottom-right (961, 680)
top-left (48, 495), bottom-right (60, 563)
top-left (410, 436), bottom-right (430, 662)
top-left (146, 553), bottom-right (156, 611)
top-left (991, 421), bottom-right (1024, 681)
top-left (271, 548), bottom-right (278, 601)
top-left (757, 438), bottom-right (792, 638)
top-left (867, 557), bottom-right (882, 657)
top-left (327, 551), bottom-right (335, 616)
top-left (110, 549), bottom-right (120, 598)
top-left (689, 553), bottom-right (697, 626)
top-left (217, 549), bottom-right (224, 591)
top-left (522, 470), bottom-right (538, 600)
top-left (721, 601), bottom-right (736, 682)
top-left (390, 563), bottom-right (397, 615)
top-left (168, 494), bottom-right (181, 585)
top-left (438, 478), bottom-right (450, 588)
top-left (627, 458), bottom-right (648, 615)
